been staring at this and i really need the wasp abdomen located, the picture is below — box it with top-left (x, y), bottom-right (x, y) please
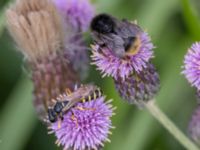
top-left (81, 88), bottom-right (103, 103)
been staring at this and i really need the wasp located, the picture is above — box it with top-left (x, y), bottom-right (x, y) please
top-left (90, 13), bottom-right (142, 57)
top-left (47, 84), bottom-right (103, 123)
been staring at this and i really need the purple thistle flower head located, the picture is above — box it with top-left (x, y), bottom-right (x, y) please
top-left (188, 105), bottom-right (200, 144)
top-left (54, 0), bottom-right (95, 32)
top-left (183, 42), bottom-right (200, 90)
top-left (63, 34), bottom-right (89, 80)
top-left (114, 63), bottom-right (160, 106)
top-left (48, 95), bottom-right (114, 150)
top-left (90, 15), bottom-right (154, 80)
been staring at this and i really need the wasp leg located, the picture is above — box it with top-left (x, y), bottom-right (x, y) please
top-left (65, 88), bottom-right (72, 95)
top-left (75, 106), bottom-right (96, 111)
top-left (71, 113), bottom-right (78, 128)
top-left (57, 118), bottom-right (62, 129)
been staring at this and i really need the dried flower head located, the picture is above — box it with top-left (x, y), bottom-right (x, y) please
top-left (91, 14), bottom-right (154, 80)
top-left (183, 42), bottom-right (200, 90)
top-left (6, 0), bottom-right (79, 119)
top-left (54, 0), bottom-right (94, 32)
top-left (48, 91), bottom-right (115, 150)
top-left (114, 63), bottom-right (160, 106)
top-left (188, 105), bottom-right (200, 145)
top-left (6, 0), bottom-right (64, 63)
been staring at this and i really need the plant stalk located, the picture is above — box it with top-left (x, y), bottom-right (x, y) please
top-left (144, 100), bottom-right (199, 150)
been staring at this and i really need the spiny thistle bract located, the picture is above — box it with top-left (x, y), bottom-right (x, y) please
top-left (114, 63), bottom-right (159, 105)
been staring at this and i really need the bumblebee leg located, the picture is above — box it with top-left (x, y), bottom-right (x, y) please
top-left (71, 113), bottom-right (78, 128)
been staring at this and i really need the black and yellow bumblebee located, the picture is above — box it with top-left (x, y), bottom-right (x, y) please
top-left (90, 13), bottom-right (142, 57)
top-left (47, 84), bottom-right (103, 123)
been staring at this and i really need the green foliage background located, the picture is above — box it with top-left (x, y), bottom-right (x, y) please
top-left (0, 0), bottom-right (200, 149)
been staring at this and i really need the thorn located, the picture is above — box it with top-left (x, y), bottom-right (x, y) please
top-left (48, 131), bottom-right (54, 134)
top-left (106, 138), bottom-right (111, 143)
top-left (90, 44), bottom-right (96, 49)
top-left (108, 131), bottom-right (112, 135)
top-left (55, 139), bottom-right (61, 146)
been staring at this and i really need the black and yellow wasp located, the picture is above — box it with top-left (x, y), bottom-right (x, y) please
top-left (47, 84), bottom-right (103, 123)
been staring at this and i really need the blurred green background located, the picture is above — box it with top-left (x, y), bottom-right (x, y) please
top-left (0, 0), bottom-right (200, 149)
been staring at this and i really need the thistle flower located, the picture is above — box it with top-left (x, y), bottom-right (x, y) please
top-left (54, 0), bottom-right (94, 80)
top-left (54, 0), bottom-right (94, 32)
top-left (48, 96), bottom-right (115, 150)
top-left (6, 0), bottom-right (79, 119)
top-left (64, 34), bottom-right (89, 80)
top-left (188, 105), bottom-right (200, 144)
top-left (183, 42), bottom-right (200, 90)
top-left (114, 63), bottom-right (160, 105)
top-left (91, 14), bottom-right (154, 80)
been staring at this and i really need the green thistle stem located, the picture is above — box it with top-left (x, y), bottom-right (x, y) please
top-left (144, 100), bottom-right (199, 150)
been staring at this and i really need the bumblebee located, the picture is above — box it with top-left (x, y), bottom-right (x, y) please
top-left (47, 84), bottom-right (103, 123)
top-left (90, 13), bottom-right (142, 57)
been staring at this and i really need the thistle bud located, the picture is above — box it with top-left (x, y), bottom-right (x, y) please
top-left (114, 63), bottom-right (159, 106)
top-left (188, 105), bottom-right (200, 145)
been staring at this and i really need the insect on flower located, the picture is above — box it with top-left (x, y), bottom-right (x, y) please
top-left (90, 14), bottom-right (154, 79)
top-left (47, 84), bottom-right (103, 123)
top-left (91, 13), bottom-right (143, 58)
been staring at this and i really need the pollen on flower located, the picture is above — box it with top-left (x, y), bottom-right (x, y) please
top-left (48, 96), bottom-right (115, 150)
